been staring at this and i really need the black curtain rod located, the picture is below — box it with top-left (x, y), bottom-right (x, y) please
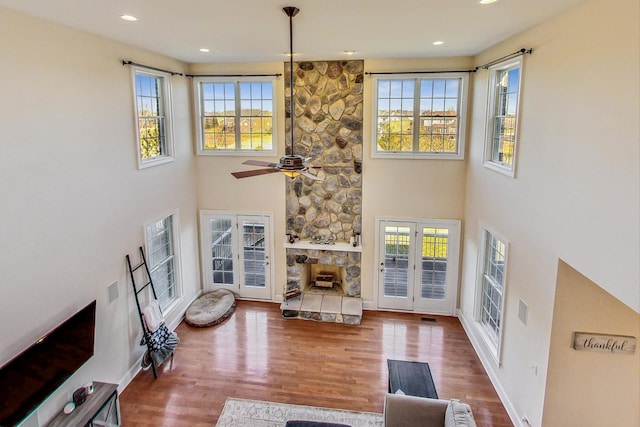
top-left (366, 69), bottom-right (475, 76)
top-left (366, 48), bottom-right (533, 76)
top-left (122, 60), bottom-right (183, 76)
top-left (475, 48), bottom-right (533, 70)
top-left (185, 73), bottom-right (282, 78)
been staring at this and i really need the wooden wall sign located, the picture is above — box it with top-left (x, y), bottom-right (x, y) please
top-left (572, 332), bottom-right (636, 355)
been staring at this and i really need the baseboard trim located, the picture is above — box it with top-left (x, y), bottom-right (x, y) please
top-left (457, 309), bottom-right (524, 427)
top-left (118, 291), bottom-right (202, 392)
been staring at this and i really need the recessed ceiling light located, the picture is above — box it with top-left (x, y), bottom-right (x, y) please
top-left (199, 48), bottom-right (210, 53)
top-left (433, 41), bottom-right (444, 46)
top-left (121, 15), bottom-right (138, 21)
top-left (478, 0), bottom-right (498, 4)
top-left (343, 50), bottom-right (356, 55)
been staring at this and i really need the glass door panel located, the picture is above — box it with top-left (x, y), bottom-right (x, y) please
top-left (377, 219), bottom-right (460, 315)
top-left (210, 217), bottom-right (234, 287)
top-left (378, 222), bottom-right (415, 310)
top-left (238, 216), bottom-right (271, 299)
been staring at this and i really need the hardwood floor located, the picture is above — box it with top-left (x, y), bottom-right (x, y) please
top-left (119, 301), bottom-right (512, 426)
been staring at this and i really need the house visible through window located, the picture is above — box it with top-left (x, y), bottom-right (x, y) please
top-left (193, 77), bottom-right (276, 155)
top-left (373, 74), bottom-right (468, 159)
top-left (132, 67), bottom-right (174, 168)
top-left (145, 212), bottom-right (180, 310)
top-left (484, 57), bottom-right (522, 176)
top-left (476, 226), bottom-right (508, 361)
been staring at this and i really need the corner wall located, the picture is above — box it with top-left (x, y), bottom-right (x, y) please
top-left (0, 8), bottom-right (199, 424)
top-left (459, 0), bottom-right (639, 425)
top-left (542, 260), bottom-right (640, 426)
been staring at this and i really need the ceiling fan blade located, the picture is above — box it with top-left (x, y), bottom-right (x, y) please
top-left (231, 168), bottom-right (280, 179)
top-left (300, 170), bottom-right (324, 181)
top-left (243, 159), bottom-right (277, 167)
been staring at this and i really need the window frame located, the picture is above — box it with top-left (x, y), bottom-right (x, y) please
top-left (474, 223), bottom-right (509, 364)
top-left (144, 210), bottom-right (182, 313)
top-left (131, 66), bottom-right (175, 169)
top-left (371, 73), bottom-right (469, 160)
top-left (483, 57), bottom-right (524, 177)
top-left (193, 76), bottom-right (278, 156)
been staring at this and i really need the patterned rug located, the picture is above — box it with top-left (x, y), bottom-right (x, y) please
top-left (216, 397), bottom-right (383, 427)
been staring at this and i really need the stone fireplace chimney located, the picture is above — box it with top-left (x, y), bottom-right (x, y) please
top-left (281, 60), bottom-right (364, 324)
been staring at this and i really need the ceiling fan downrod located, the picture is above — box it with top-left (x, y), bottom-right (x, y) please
top-left (283, 6), bottom-right (299, 158)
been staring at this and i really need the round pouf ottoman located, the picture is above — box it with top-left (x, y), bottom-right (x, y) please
top-left (185, 289), bottom-right (236, 327)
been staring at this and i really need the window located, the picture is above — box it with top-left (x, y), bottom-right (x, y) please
top-left (476, 225), bottom-right (509, 361)
top-left (193, 77), bottom-right (277, 155)
top-left (145, 212), bottom-right (181, 311)
top-left (132, 67), bottom-right (174, 168)
top-left (372, 73), bottom-right (468, 159)
top-left (484, 57), bottom-right (523, 176)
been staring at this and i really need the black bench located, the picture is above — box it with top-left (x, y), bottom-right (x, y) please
top-left (387, 359), bottom-right (438, 399)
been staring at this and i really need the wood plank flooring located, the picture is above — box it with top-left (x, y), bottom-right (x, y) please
top-left (119, 301), bottom-right (512, 426)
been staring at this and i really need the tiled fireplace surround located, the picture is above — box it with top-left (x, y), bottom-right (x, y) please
top-left (280, 59), bottom-right (364, 324)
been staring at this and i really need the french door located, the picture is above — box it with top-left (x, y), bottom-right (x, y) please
top-left (377, 218), bottom-right (461, 315)
top-left (200, 211), bottom-right (273, 300)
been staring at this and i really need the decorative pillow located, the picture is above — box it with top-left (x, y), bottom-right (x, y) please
top-left (444, 399), bottom-right (477, 427)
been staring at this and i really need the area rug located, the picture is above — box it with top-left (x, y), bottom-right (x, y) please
top-left (216, 397), bottom-right (383, 427)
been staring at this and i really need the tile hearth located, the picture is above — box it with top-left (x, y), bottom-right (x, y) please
top-left (280, 294), bottom-right (362, 325)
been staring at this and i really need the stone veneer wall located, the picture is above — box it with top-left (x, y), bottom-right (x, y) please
top-left (286, 249), bottom-right (362, 297)
top-left (283, 60), bottom-right (364, 299)
top-left (284, 60), bottom-right (364, 241)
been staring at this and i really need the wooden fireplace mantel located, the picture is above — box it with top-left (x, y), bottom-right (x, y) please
top-left (284, 240), bottom-right (362, 252)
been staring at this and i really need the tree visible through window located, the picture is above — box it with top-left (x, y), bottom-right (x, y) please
top-left (194, 77), bottom-right (276, 154)
top-left (373, 74), bottom-right (468, 159)
top-left (132, 67), bottom-right (174, 168)
top-left (484, 57), bottom-right (522, 176)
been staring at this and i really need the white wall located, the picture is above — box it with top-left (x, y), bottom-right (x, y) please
top-left (360, 57), bottom-right (473, 304)
top-left (542, 261), bottom-right (640, 426)
top-left (189, 61), bottom-right (289, 299)
top-left (190, 57), bottom-right (474, 305)
top-left (458, 0), bottom-right (639, 426)
top-left (0, 8), bottom-right (200, 424)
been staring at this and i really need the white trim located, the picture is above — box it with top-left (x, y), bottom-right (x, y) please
top-left (375, 216), bottom-right (462, 315)
top-left (457, 309), bottom-right (524, 427)
top-left (143, 209), bottom-right (183, 316)
top-left (482, 56), bottom-right (524, 178)
top-left (192, 76), bottom-right (278, 156)
top-left (118, 290), bottom-right (201, 394)
top-left (371, 73), bottom-right (469, 160)
top-left (131, 66), bottom-right (175, 169)
top-left (473, 222), bottom-right (510, 365)
top-left (199, 209), bottom-right (275, 301)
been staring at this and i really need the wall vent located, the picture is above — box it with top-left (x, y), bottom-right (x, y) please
top-left (107, 281), bottom-right (119, 303)
top-left (518, 299), bottom-right (528, 326)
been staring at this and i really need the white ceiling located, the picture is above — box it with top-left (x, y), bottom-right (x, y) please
top-left (0, 0), bottom-right (586, 63)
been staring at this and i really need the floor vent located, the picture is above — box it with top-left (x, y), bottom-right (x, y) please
top-left (421, 317), bottom-right (437, 322)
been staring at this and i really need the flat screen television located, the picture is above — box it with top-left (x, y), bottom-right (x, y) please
top-left (0, 300), bottom-right (96, 426)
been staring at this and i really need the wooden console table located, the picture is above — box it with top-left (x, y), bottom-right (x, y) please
top-left (48, 382), bottom-right (120, 426)
top-left (387, 359), bottom-right (439, 399)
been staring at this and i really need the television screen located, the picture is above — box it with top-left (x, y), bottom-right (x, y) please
top-left (0, 300), bottom-right (96, 426)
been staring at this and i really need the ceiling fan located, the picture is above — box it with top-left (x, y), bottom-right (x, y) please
top-left (231, 6), bottom-right (323, 181)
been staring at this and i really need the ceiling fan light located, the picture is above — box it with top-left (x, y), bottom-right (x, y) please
top-left (281, 170), bottom-right (301, 178)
